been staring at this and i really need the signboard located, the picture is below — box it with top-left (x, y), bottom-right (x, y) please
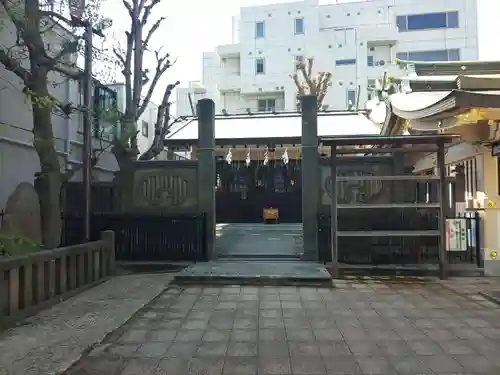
top-left (446, 218), bottom-right (468, 251)
top-left (492, 142), bottom-right (500, 157)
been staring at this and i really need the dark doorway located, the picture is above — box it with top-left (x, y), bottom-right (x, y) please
top-left (215, 159), bottom-right (302, 223)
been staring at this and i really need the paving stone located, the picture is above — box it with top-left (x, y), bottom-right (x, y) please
top-left (54, 280), bottom-right (500, 375)
top-left (155, 358), bottom-right (189, 375)
top-left (120, 358), bottom-right (159, 375)
top-left (356, 356), bottom-right (393, 375)
top-left (453, 354), bottom-right (499, 373)
top-left (203, 329), bottom-right (231, 342)
top-left (189, 357), bottom-right (225, 375)
top-left (422, 355), bottom-right (464, 373)
top-left (165, 342), bottom-right (199, 357)
top-left (232, 329), bottom-right (258, 342)
top-left (258, 356), bottom-right (291, 375)
top-left (227, 342), bottom-right (258, 356)
top-left (222, 357), bottom-right (258, 375)
top-left (196, 342), bottom-right (229, 356)
top-left (175, 329), bottom-right (205, 342)
top-left (136, 343), bottom-right (170, 358)
top-left (290, 356), bottom-right (327, 374)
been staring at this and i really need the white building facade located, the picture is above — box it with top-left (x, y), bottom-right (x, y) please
top-left (176, 0), bottom-right (478, 116)
top-left (0, 9), bottom-right (121, 209)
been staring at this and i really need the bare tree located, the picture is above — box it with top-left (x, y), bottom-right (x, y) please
top-left (0, 0), bottom-right (108, 248)
top-left (289, 57), bottom-right (332, 109)
top-left (111, 0), bottom-right (179, 165)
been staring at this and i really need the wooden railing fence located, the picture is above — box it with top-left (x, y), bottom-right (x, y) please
top-left (0, 230), bottom-right (115, 328)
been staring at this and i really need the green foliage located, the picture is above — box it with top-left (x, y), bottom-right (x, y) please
top-left (0, 233), bottom-right (40, 257)
top-left (23, 88), bottom-right (58, 109)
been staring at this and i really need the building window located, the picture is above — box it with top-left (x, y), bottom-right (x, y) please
top-left (93, 85), bottom-right (118, 138)
top-left (346, 89), bottom-right (356, 108)
top-left (255, 21), bottom-right (265, 37)
top-left (294, 18), bottom-right (304, 34)
top-left (255, 58), bottom-right (265, 74)
top-left (367, 56), bottom-right (374, 66)
top-left (294, 55), bottom-right (304, 70)
top-left (336, 59), bottom-right (356, 66)
top-left (397, 11), bottom-right (459, 32)
top-left (257, 99), bottom-right (276, 112)
top-left (396, 49), bottom-right (460, 62)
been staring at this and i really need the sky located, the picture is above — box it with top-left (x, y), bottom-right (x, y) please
top-left (98, 0), bottom-right (500, 105)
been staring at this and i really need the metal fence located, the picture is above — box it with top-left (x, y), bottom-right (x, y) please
top-left (62, 213), bottom-right (207, 262)
top-left (318, 210), bottom-right (482, 267)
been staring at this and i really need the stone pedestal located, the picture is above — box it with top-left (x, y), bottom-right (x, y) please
top-left (300, 95), bottom-right (319, 260)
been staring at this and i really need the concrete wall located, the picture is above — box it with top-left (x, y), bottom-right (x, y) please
top-left (176, 0), bottom-right (478, 116)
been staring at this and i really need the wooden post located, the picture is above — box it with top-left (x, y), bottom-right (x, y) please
top-left (101, 230), bottom-right (115, 275)
top-left (437, 142), bottom-right (449, 279)
top-left (330, 145), bottom-right (339, 277)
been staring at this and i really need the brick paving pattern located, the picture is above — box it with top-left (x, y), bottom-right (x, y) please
top-left (68, 278), bottom-right (500, 374)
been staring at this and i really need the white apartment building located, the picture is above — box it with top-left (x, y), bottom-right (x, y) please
top-left (176, 0), bottom-right (479, 116)
top-left (107, 83), bottom-right (160, 156)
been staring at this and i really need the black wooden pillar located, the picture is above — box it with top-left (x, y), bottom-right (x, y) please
top-left (437, 141), bottom-right (449, 279)
top-left (330, 145), bottom-right (339, 277)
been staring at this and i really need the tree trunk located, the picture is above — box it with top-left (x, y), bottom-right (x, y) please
top-left (30, 71), bottom-right (63, 249)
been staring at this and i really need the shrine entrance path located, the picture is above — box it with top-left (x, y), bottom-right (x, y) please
top-left (215, 223), bottom-right (302, 259)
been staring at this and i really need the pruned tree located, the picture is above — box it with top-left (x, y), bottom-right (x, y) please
top-left (290, 57), bottom-right (332, 110)
top-left (0, 0), bottom-right (109, 249)
top-left (111, 0), bottom-right (180, 165)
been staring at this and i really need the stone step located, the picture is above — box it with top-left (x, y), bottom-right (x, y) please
top-left (173, 260), bottom-right (333, 288)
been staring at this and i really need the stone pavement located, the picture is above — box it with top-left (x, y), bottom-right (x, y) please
top-left (0, 273), bottom-right (173, 375)
top-left (216, 224), bottom-right (302, 258)
top-left (66, 278), bottom-right (500, 375)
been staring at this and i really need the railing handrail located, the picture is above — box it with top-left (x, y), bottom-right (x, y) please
top-left (0, 240), bottom-right (104, 271)
top-left (0, 231), bottom-right (116, 328)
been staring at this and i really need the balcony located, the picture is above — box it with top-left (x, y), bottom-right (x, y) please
top-left (359, 25), bottom-right (398, 46)
top-left (366, 63), bottom-right (403, 80)
top-left (216, 44), bottom-right (240, 58)
top-left (217, 73), bottom-right (241, 92)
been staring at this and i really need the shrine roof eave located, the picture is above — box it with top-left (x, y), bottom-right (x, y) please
top-left (389, 90), bottom-right (500, 121)
top-left (164, 135), bottom-right (304, 147)
top-left (163, 111), bottom-right (380, 147)
top-left (321, 134), bottom-right (460, 147)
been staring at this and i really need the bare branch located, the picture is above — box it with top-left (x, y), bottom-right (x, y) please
top-left (39, 10), bottom-right (72, 26)
top-left (141, 0), bottom-right (161, 26)
top-left (112, 46), bottom-right (126, 67)
top-left (0, 0), bottom-right (27, 35)
top-left (289, 72), bottom-right (305, 95)
top-left (0, 48), bottom-right (32, 83)
top-left (138, 80), bottom-right (180, 161)
top-left (44, 39), bottom-right (79, 70)
top-left (136, 49), bottom-right (174, 119)
top-left (122, 0), bottom-right (133, 17)
top-left (299, 61), bottom-right (315, 94)
top-left (142, 16), bottom-right (165, 50)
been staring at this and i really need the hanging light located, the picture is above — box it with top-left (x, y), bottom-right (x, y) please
top-left (226, 148), bottom-right (232, 164)
top-left (246, 149), bottom-right (251, 167)
top-left (282, 147), bottom-right (289, 165)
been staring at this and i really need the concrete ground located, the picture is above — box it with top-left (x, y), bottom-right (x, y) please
top-left (216, 224), bottom-right (302, 258)
top-left (0, 273), bottom-right (173, 375)
top-left (65, 278), bottom-right (500, 375)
